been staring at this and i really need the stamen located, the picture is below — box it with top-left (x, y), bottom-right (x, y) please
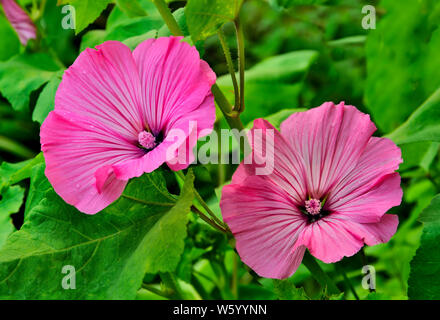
top-left (305, 198), bottom-right (321, 215)
top-left (138, 131), bottom-right (157, 150)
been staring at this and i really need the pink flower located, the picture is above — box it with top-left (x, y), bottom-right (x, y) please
top-left (220, 102), bottom-right (402, 279)
top-left (0, 0), bottom-right (36, 45)
top-left (41, 37), bottom-right (216, 214)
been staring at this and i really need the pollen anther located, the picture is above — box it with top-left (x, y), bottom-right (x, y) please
top-left (305, 198), bottom-right (322, 215)
top-left (138, 131), bottom-right (157, 150)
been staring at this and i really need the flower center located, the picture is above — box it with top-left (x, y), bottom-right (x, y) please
top-left (305, 198), bottom-right (321, 215)
top-left (138, 130), bottom-right (157, 150)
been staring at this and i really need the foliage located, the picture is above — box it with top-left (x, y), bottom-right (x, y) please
top-left (0, 165), bottom-right (194, 299)
top-left (0, 0), bottom-right (439, 300)
top-left (365, 0), bottom-right (440, 133)
top-left (408, 195), bottom-right (440, 299)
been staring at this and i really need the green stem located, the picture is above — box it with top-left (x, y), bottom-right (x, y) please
top-left (211, 84), bottom-right (244, 132)
top-left (141, 283), bottom-right (171, 299)
top-left (218, 28), bottom-right (240, 110)
top-left (216, 121), bottom-right (227, 186)
top-left (38, 0), bottom-right (47, 20)
top-left (0, 136), bottom-right (35, 159)
top-left (427, 173), bottom-right (440, 193)
top-left (160, 272), bottom-right (183, 299)
top-left (231, 252), bottom-right (238, 299)
top-left (151, 0), bottom-right (246, 135)
top-left (234, 17), bottom-right (245, 113)
top-left (152, 0), bottom-right (183, 36)
top-left (360, 247), bottom-right (368, 267)
top-left (48, 47), bottom-right (66, 69)
top-left (192, 205), bottom-right (228, 234)
top-left (336, 265), bottom-right (359, 300)
top-left (302, 251), bottom-right (340, 296)
top-left (177, 171), bottom-right (228, 229)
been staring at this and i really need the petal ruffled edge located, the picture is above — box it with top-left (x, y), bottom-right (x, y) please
top-left (221, 174), bottom-right (308, 279)
top-left (41, 110), bottom-right (135, 214)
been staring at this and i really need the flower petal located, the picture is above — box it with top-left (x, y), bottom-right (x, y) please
top-left (294, 213), bottom-right (399, 263)
top-left (294, 218), bottom-right (364, 263)
top-left (232, 119), bottom-right (307, 205)
top-left (132, 37), bottom-right (216, 170)
top-left (329, 173), bottom-right (402, 223)
top-left (280, 102), bottom-right (377, 199)
top-left (1, 0), bottom-right (36, 45)
top-left (358, 214), bottom-right (399, 246)
top-left (166, 93), bottom-right (215, 171)
top-left (327, 137), bottom-right (402, 222)
top-left (133, 37), bottom-right (216, 135)
top-left (221, 174), bottom-right (307, 279)
top-left (55, 41), bottom-right (144, 141)
top-left (41, 110), bottom-right (142, 214)
top-left (111, 139), bottom-right (179, 180)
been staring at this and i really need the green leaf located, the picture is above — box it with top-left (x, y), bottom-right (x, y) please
top-left (122, 30), bottom-right (158, 50)
top-left (217, 51), bottom-right (317, 86)
top-left (408, 194), bottom-right (440, 299)
top-left (264, 109), bottom-right (306, 128)
top-left (399, 142), bottom-right (439, 172)
top-left (0, 167), bottom-right (195, 299)
top-left (80, 4), bottom-right (163, 51)
top-left (186, 0), bottom-right (244, 41)
top-left (41, 0), bottom-right (77, 65)
top-left (238, 284), bottom-right (276, 300)
top-left (246, 108), bottom-right (306, 130)
top-left (106, 1), bottom-right (160, 30)
top-left (0, 153), bottom-right (44, 192)
top-left (23, 163), bottom-right (52, 218)
top-left (33, 77), bottom-right (61, 125)
top-left (0, 135), bottom-right (35, 160)
top-left (105, 15), bottom-right (162, 42)
top-left (142, 171), bottom-right (195, 274)
top-left (115, 0), bottom-right (147, 17)
top-left (327, 35), bottom-right (366, 47)
top-left (0, 186), bottom-right (25, 248)
top-left (365, 0), bottom-right (440, 133)
top-left (79, 30), bottom-right (107, 51)
top-left (58, 0), bottom-right (113, 34)
top-left (366, 292), bottom-right (392, 300)
top-left (269, 0), bottom-right (328, 9)
top-left (0, 53), bottom-right (61, 111)
top-left (387, 88), bottom-right (440, 145)
top-left (217, 51), bottom-right (317, 123)
top-left (157, 8), bottom-right (189, 37)
top-left (245, 50), bottom-right (318, 83)
top-left (328, 292), bottom-right (344, 300)
top-left (273, 279), bottom-right (309, 300)
top-left (0, 15), bottom-right (20, 61)
top-left (0, 102), bottom-right (37, 148)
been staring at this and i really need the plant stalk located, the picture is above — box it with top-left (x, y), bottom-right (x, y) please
top-left (302, 251), bottom-right (340, 296)
top-left (160, 272), bottom-right (183, 299)
top-left (218, 28), bottom-right (240, 110)
top-left (151, 0), bottom-right (183, 36)
top-left (234, 17), bottom-right (245, 113)
top-left (191, 205), bottom-right (228, 234)
top-left (177, 171), bottom-right (228, 229)
top-left (0, 135), bottom-right (35, 159)
top-left (151, 0), bottom-right (246, 134)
